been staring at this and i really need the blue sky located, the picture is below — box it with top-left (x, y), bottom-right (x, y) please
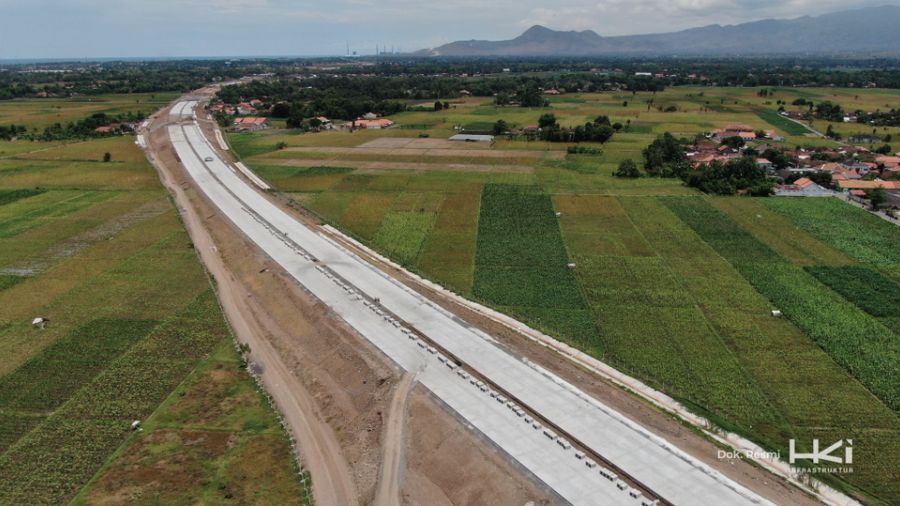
top-left (0, 0), bottom-right (896, 59)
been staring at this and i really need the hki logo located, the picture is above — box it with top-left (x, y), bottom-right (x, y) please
top-left (789, 439), bottom-right (853, 465)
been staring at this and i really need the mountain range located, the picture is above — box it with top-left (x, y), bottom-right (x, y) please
top-left (417, 5), bottom-right (900, 56)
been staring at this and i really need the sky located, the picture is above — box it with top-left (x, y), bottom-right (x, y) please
top-left (0, 0), bottom-right (897, 59)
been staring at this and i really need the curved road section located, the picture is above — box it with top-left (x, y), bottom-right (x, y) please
top-left (168, 104), bottom-right (772, 506)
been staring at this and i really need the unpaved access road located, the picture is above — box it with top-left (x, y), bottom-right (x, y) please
top-left (374, 371), bottom-right (417, 506)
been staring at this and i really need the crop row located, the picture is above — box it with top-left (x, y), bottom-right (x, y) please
top-left (763, 198), bottom-right (900, 278)
top-left (664, 197), bottom-right (900, 412)
top-left (806, 265), bottom-right (900, 319)
top-left (472, 184), bottom-right (596, 354)
top-left (0, 291), bottom-right (227, 505)
top-left (473, 185), bottom-right (587, 309)
top-left (0, 319), bottom-right (157, 412)
top-left (0, 188), bottom-right (45, 207)
top-left (373, 211), bottom-right (435, 265)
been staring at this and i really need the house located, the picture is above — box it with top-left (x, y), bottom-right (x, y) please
top-left (835, 179), bottom-right (900, 192)
top-left (543, 89), bottom-right (561, 95)
top-left (459, 90), bottom-right (471, 96)
top-left (249, 98), bottom-right (263, 108)
top-left (353, 118), bottom-right (394, 129)
top-left (775, 177), bottom-right (832, 197)
top-left (362, 112), bottom-right (378, 120)
top-left (94, 123), bottom-right (123, 134)
top-left (711, 123), bottom-right (759, 142)
top-left (756, 158), bottom-right (774, 172)
top-left (233, 117), bottom-right (269, 132)
top-left (237, 102), bottom-right (257, 115)
top-left (849, 134), bottom-right (880, 143)
top-left (315, 116), bottom-right (333, 129)
top-left (876, 156), bottom-right (900, 170)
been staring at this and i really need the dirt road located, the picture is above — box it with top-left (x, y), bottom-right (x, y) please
top-left (144, 106), bottom-right (360, 506)
top-left (373, 371), bottom-right (417, 506)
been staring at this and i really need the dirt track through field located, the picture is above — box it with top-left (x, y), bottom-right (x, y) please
top-left (373, 371), bottom-right (417, 506)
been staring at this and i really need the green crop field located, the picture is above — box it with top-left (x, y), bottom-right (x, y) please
top-left (237, 86), bottom-right (900, 503)
top-left (754, 107), bottom-right (812, 135)
top-left (72, 339), bottom-right (307, 506)
top-left (0, 97), bottom-right (303, 504)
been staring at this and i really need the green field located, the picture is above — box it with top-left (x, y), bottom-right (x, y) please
top-left (0, 97), bottom-right (304, 504)
top-left (754, 107), bottom-right (812, 135)
top-left (236, 86), bottom-right (900, 503)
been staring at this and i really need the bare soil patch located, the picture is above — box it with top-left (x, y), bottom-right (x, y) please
top-left (402, 389), bottom-right (558, 506)
top-left (284, 146), bottom-right (564, 160)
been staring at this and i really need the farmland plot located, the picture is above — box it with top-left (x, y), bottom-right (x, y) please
top-left (664, 197), bottom-right (900, 412)
top-left (763, 198), bottom-right (900, 279)
top-left (473, 185), bottom-right (596, 347)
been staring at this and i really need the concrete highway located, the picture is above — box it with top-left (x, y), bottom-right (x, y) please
top-left (167, 101), bottom-right (773, 506)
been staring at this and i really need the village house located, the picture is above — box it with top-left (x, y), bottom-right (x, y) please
top-left (849, 134), bottom-right (881, 143)
top-left (209, 103), bottom-right (236, 115)
top-left (233, 117), bottom-right (269, 132)
top-left (775, 177), bottom-right (832, 197)
top-left (315, 116), bottom-right (333, 130)
top-left (237, 102), bottom-right (257, 115)
top-left (353, 118), bottom-right (394, 129)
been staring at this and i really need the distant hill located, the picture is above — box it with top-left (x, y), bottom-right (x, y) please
top-left (418, 5), bottom-right (900, 56)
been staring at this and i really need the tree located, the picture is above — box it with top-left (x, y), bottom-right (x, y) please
top-left (286, 114), bottom-right (304, 129)
top-left (875, 144), bottom-right (893, 154)
top-left (721, 135), bottom-right (746, 150)
top-left (519, 86), bottom-right (547, 108)
top-left (538, 113), bottom-right (557, 129)
top-left (434, 101), bottom-right (443, 111)
top-left (492, 120), bottom-right (509, 136)
top-left (102, 152), bottom-right (111, 163)
top-left (614, 159), bottom-right (641, 178)
top-left (642, 132), bottom-right (688, 177)
top-left (761, 148), bottom-right (791, 170)
top-left (270, 102), bottom-right (291, 118)
top-left (815, 101), bottom-right (844, 122)
top-left (685, 156), bottom-right (773, 195)
top-left (865, 187), bottom-right (887, 210)
top-left (443, 101), bottom-right (450, 110)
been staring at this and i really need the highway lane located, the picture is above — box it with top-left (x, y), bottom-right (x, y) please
top-left (171, 121), bottom-right (636, 505)
top-left (169, 105), bottom-right (773, 506)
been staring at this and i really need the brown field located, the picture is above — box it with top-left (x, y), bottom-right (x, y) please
top-left (257, 158), bottom-right (535, 174)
